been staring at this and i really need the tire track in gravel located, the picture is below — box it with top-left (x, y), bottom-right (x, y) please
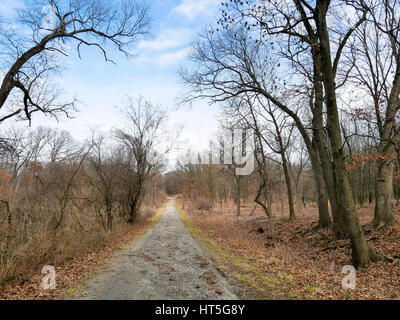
top-left (73, 199), bottom-right (238, 300)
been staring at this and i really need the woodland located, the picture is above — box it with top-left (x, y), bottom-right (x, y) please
top-left (1, 0), bottom-right (400, 299)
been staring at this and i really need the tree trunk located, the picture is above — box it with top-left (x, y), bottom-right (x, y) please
top-left (128, 199), bottom-right (140, 223)
top-left (314, 127), bottom-right (348, 237)
top-left (373, 157), bottom-right (395, 226)
top-left (311, 22), bottom-right (347, 238)
top-left (315, 0), bottom-right (371, 266)
top-left (236, 175), bottom-right (241, 216)
top-left (127, 186), bottom-right (142, 223)
top-left (106, 204), bottom-right (113, 230)
top-left (372, 48), bottom-right (400, 226)
top-left (281, 152), bottom-right (295, 221)
top-left (309, 143), bottom-right (332, 227)
top-left (255, 183), bottom-right (276, 245)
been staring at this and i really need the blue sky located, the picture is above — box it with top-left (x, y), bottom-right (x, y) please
top-left (0, 0), bottom-right (222, 148)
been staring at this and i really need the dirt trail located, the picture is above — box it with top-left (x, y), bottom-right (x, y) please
top-left (73, 199), bottom-right (238, 300)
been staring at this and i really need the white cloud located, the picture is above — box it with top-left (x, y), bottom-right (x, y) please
top-left (138, 28), bottom-right (193, 51)
top-left (154, 48), bottom-right (191, 66)
top-left (172, 0), bottom-right (219, 21)
top-left (139, 47), bottom-right (191, 66)
top-left (0, 0), bottom-right (24, 18)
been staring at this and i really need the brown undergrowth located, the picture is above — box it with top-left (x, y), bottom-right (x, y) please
top-left (0, 203), bottom-right (166, 300)
top-left (178, 200), bottom-right (400, 299)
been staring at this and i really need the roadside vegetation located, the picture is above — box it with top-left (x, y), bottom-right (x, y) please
top-left (0, 0), bottom-right (170, 295)
top-left (0, 97), bottom-right (168, 291)
top-left (1, 203), bottom-right (166, 300)
top-left (176, 200), bottom-right (400, 299)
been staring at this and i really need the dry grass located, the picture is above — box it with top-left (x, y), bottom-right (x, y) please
top-left (0, 167), bottom-right (166, 290)
top-left (178, 199), bottom-right (400, 299)
top-left (0, 202), bottom-right (166, 300)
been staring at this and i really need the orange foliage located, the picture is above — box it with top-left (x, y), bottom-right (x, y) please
top-left (353, 107), bottom-right (374, 120)
top-left (346, 153), bottom-right (397, 173)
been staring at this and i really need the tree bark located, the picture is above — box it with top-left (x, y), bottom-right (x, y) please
top-left (281, 152), bottom-right (296, 221)
top-left (127, 182), bottom-right (143, 223)
top-left (309, 145), bottom-right (332, 227)
top-left (372, 51), bottom-right (400, 226)
top-left (315, 0), bottom-right (370, 266)
top-left (105, 195), bottom-right (113, 230)
top-left (315, 131), bottom-right (348, 237)
top-left (106, 205), bottom-right (113, 230)
top-left (310, 18), bottom-right (347, 238)
top-left (235, 175), bottom-right (241, 216)
top-left (373, 156), bottom-right (395, 226)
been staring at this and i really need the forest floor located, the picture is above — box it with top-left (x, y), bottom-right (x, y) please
top-left (0, 203), bottom-right (167, 300)
top-left (178, 200), bottom-right (400, 299)
top-left (2, 198), bottom-right (399, 300)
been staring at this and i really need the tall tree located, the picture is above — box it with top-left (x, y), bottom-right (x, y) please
top-left (182, 0), bottom-right (377, 265)
top-left (114, 96), bottom-right (168, 223)
top-left (180, 25), bottom-right (332, 227)
top-left (348, 0), bottom-right (400, 226)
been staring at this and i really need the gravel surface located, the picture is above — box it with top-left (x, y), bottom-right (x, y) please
top-left (74, 199), bottom-right (238, 300)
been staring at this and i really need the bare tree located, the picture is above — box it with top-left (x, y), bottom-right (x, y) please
top-left (84, 131), bottom-right (119, 230)
top-left (346, 0), bottom-right (400, 227)
top-left (0, 0), bottom-right (150, 123)
top-left (181, 0), bottom-right (379, 266)
top-left (179, 25), bottom-right (332, 228)
top-left (115, 96), bottom-right (169, 223)
top-left (225, 93), bottom-right (297, 221)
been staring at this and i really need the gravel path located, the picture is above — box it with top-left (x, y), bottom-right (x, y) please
top-left (74, 199), bottom-right (238, 300)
